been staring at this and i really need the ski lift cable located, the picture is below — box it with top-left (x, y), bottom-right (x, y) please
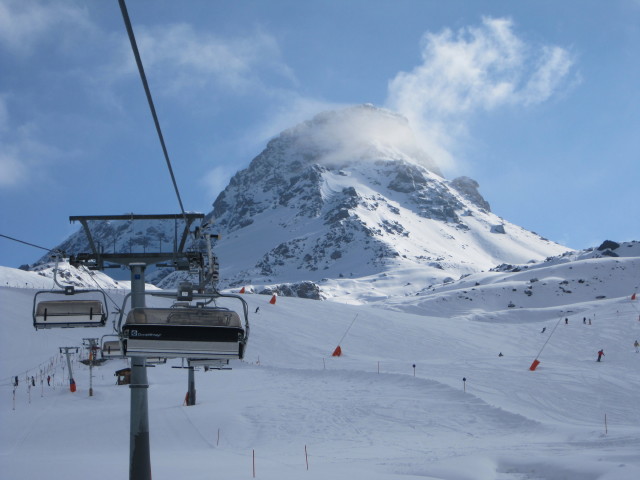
top-left (117, 0), bottom-right (188, 226)
top-left (78, 263), bottom-right (123, 316)
top-left (0, 233), bottom-right (62, 255)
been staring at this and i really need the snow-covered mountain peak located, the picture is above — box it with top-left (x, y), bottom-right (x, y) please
top-left (262, 104), bottom-right (441, 175)
top-left (208, 105), bottom-right (569, 297)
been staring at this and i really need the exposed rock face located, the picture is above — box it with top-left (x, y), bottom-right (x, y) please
top-left (450, 176), bottom-right (491, 212)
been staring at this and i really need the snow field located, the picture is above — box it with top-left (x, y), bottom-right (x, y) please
top-left (2, 280), bottom-right (640, 479)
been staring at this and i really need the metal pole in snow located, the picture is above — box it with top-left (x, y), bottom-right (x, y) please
top-left (335, 314), bottom-right (359, 348)
top-left (129, 262), bottom-right (151, 480)
top-left (534, 313), bottom-right (564, 361)
top-left (187, 364), bottom-right (196, 406)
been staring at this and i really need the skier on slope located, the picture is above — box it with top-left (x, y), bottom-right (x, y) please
top-left (597, 349), bottom-right (605, 362)
top-left (634, 340), bottom-right (639, 353)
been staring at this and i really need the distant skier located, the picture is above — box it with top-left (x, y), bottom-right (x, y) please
top-left (498, 352), bottom-right (503, 357)
top-left (47, 375), bottom-right (51, 386)
top-left (31, 376), bottom-right (35, 387)
top-left (583, 317), bottom-right (586, 324)
top-left (541, 327), bottom-right (546, 334)
top-left (565, 318), bottom-right (568, 325)
top-left (597, 349), bottom-right (605, 362)
top-left (634, 340), bottom-right (639, 353)
top-left (255, 307), bottom-right (260, 314)
top-left (13, 376), bottom-right (18, 387)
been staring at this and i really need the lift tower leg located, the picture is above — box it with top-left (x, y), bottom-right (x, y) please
top-left (129, 263), bottom-right (151, 480)
top-left (187, 364), bottom-right (196, 406)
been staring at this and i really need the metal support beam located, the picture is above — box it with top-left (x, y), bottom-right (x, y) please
top-left (129, 263), bottom-right (151, 480)
top-left (187, 365), bottom-right (196, 406)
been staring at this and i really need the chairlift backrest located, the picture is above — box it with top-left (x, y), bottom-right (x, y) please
top-left (126, 307), bottom-right (241, 328)
top-left (121, 306), bottom-right (246, 360)
top-left (101, 340), bottom-right (124, 359)
top-left (33, 290), bottom-right (107, 329)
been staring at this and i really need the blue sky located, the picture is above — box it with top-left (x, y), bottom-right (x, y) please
top-left (1, 0), bottom-right (639, 269)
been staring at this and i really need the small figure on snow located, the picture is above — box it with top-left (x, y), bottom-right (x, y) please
top-left (47, 375), bottom-right (51, 386)
top-left (31, 376), bottom-right (35, 387)
top-left (634, 340), bottom-right (639, 353)
top-left (541, 327), bottom-right (546, 334)
top-left (565, 318), bottom-right (568, 325)
top-left (255, 307), bottom-right (260, 314)
top-left (583, 317), bottom-right (586, 324)
top-left (13, 376), bottom-right (18, 387)
top-left (597, 349), bottom-right (605, 362)
top-left (498, 352), bottom-right (503, 357)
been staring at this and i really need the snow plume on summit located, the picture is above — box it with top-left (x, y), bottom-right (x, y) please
top-left (276, 104), bottom-right (441, 175)
top-left (209, 105), bottom-right (569, 301)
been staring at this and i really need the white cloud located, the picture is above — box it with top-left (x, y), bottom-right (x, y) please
top-left (0, 151), bottom-right (27, 188)
top-left (0, 96), bottom-right (59, 190)
top-left (201, 165), bottom-right (239, 200)
top-left (131, 24), bottom-right (296, 95)
top-left (386, 16), bottom-right (576, 171)
top-left (0, 0), bottom-right (93, 55)
top-left (248, 95), bottom-right (345, 148)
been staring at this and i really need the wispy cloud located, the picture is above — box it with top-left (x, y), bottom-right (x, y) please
top-left (0, 96), bottom-right (66, 190)
top-left (0, 96), bottom-right (26, 189)
top-left (201, 165), bottom-right (239, 201)
top-left (127, 24), bottom-right (297, 96)
top-left (386, 16), bottom-right (576, 171)
top-left (0, 0), bottom-right (93, 56)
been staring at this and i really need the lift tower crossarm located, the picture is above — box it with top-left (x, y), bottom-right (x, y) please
top-left (68, 213), bottom-right (205, 269)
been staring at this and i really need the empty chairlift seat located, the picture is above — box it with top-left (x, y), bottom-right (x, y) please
top-left (33, 298), bottom-right (107, 329)
top-left (101, 339), bottom-right (124, 359)
top-left (122, 307), bottom-right (247, 360)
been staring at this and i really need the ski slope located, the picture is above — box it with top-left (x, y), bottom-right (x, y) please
top-left (1, 266), bottom-right (639, 479)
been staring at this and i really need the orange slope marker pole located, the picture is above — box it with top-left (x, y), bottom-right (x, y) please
top-left (331, 314), bottom-right (358, 357)
top-left (530, 313), bottom-right (563, 371)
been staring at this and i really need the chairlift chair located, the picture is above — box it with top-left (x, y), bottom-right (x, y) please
top-left (121, 305), bottom-right (247, 360)
top-left (101, 335), bottom-right (125, 359)
top-left (33, 286), bottom-right (108, 330)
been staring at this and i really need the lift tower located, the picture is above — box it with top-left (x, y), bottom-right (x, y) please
top-left (69, 213), bottom-right (205, 480)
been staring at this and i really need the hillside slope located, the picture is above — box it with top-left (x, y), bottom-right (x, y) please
top-left (1, 252), bottom-right (639, 479)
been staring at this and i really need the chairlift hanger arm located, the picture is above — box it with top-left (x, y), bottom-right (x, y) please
top-left (76, 219), bottom-right (101, 261)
